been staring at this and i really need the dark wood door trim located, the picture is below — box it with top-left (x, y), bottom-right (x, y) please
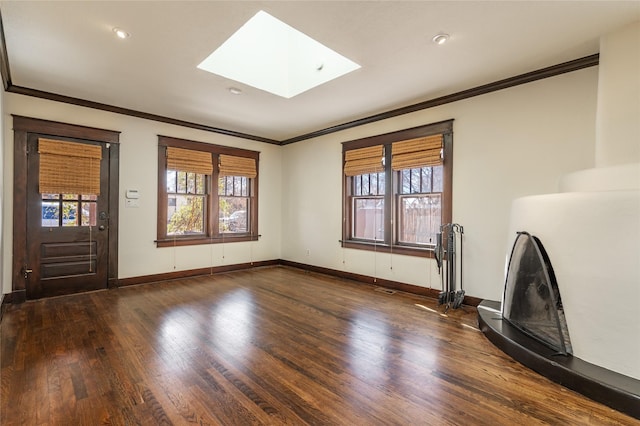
top-left (12, 115), bottom-right (120, 296)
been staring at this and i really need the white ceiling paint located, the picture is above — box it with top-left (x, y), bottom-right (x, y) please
top-left (1, 1), bottom-right (639, 141)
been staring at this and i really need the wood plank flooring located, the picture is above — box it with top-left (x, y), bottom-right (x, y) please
top-left (1, 266), bottom-right (637, 425)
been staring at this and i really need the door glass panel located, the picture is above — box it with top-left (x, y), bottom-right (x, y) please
top-left (62, 201), bottom-right (78, 226)
top-left (42, 202), bottom-right (60, 227)
top-left (42, 194), bottom-right (98, 227)
top-left (81, 202), bottom-right (97, 226)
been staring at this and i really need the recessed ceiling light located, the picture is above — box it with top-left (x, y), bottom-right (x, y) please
top-left (197, 10), bottom-right (360, 99)
top-left (113, 28), bottom-right (130, 39)
top-left (228, 87), bottom-right (242, 95)
top-left (432, 33), bottom-right (449, 45)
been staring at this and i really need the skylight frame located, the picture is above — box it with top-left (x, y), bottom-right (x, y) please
top-left (197, 10), bottom-right (361, 99)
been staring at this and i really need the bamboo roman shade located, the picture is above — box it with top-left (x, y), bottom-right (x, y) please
top-left (38, 138), bottom-right (102, 195)
top-left (391, 134), bottom-right (443, 170)
top-left (219, 154), bottom-right (257, 178)
top-left (344, 145), bottom-right (384, 176)
top-left (166, 147), bottom-right (213, 175)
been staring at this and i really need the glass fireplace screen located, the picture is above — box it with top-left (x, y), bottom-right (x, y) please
top-left (502, 232), bottom-right (572, 355)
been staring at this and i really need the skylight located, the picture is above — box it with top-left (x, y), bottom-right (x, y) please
top-left (197, 10), bottom-right (361, 99)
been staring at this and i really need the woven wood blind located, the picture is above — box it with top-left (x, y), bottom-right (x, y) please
top-left (344, 145), bottom-right (384, 176)
top-left (38, 138), bottom-right (102, 195)
top-left (166, 147), bottom-right (213, 175)
top-left (391, 134), bottom-right (443, 170)
top-left (219, 154), bottom-right (257, 178)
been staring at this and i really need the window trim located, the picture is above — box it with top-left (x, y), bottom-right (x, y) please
top-left (156, 135), bottom-right (259, 247)
top-left (341, 120), bottom-right (453, 258)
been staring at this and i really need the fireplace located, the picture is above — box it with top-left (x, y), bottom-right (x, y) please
top-left (502, 232), bottom-right (571, 355)
top-left (478, 227), bottom-right (640, 418)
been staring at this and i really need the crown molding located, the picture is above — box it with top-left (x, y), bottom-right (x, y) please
top-left (0, 9), bottom-right (598, 147)
top-left (281, 54), bottom-right (600, 145)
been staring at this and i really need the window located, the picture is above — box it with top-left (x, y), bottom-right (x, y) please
top-left (157, 136), bottom-right (259, 247)
top-left (342, 120), bottom-right (452, 257)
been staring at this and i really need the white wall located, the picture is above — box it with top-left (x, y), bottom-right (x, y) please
top-left (596, 21), bottom-right (640, 167)
top-left (1, 67), bottom-right (599, 301)
top-left (2, 93), bottom-right (282, 294)
top-left (282, 67), bottom-right (598, 301)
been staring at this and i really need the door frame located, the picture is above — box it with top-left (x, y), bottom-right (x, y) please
top-left (12, 115), bottom-right (120, 300)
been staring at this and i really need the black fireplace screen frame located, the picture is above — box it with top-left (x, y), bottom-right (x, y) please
top-left (502, 232), bottom-right (572, 355)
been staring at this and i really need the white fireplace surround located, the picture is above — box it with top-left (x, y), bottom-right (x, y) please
top-left (505, 21), bottom-right (640, 381)
top-left (508, 164), bottom-right (639, 380)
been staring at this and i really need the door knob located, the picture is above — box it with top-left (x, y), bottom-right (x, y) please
top-left (21, 267), bottom-right (33, 279)
top-left (99, 225), bottom-right (106, 231)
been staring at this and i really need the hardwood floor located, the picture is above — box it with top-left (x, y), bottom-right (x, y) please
top-left (1, 266), bottom-right (637, 425)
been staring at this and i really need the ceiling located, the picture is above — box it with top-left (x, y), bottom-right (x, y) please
top-left (1, 1), bottom-right (639, 144)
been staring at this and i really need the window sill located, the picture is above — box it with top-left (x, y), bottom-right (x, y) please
top-left (341, 240), bottom-right (435, 258)
top-left (156, 234), bottom-right (259, 248)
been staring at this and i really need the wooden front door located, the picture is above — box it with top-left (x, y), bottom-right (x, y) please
top-left (24, 135), bottom-right (110, 299)
top-left (12, 115), bottom-right (120, 301)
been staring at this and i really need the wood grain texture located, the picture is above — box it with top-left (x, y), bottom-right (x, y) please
top-left (1, 266), bottom-right (636, 425)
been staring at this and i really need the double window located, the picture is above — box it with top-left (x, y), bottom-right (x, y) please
top-left (157, 136), bottom-right (259, 247)
top-left (342, 120), bottom-right (452, 257)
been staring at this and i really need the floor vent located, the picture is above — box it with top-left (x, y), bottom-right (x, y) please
top-left (374, 287), bottom-right (396, 295)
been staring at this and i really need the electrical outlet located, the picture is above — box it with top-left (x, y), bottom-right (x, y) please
top-left (306, 249), bottom-right (310, 256)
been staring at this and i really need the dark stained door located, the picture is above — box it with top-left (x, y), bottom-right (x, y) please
top-left (25, 134), bottom-right (110, 299)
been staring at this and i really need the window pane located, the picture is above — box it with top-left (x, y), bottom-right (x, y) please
top-left (219, 197), bottom-right (249, 233)
top-left (196, 174), bottom-right (205, 195)
top-left (42, 201), bottom-right (60, 227)
top-left (233, 177), bottom-right (242, 195)
top-left (362, 174), bottom-right (370, 195)
top-left (370, 173), bottom-right (378, 195)
top-left (81, 202), bottom-right (97, 226)
top-left (81, 194), bottom-right (98, 201)
top-left (353, 197), bottom-right (384, 241)
top-left (187, 172), bottom-right (196, 194)
top-left (62, 194), bottom-right (77, 200)
top-left (401, 170), bottom-right (411, 194)
top-left (240, 177), bottom-right (248, 197)
top-left (226, 177), bottom-right (234, 196)
top-left (42, 193), bottom-right (60, 200)
top-left (421, 167), bottom-right (432, 193)
top-left (167, 170), bottom-right (177, 193)
top-left (433, 165), bottom-right (443, 193)
top-left (377, 172), bottom-right (385, 195)
top-left (398, 194), bottom-right (441, 245)
top-left (177, 172), bottom-right (187, 193)
top-left (62, 202), bottom-right (78, 226)
top-left (411, 168), bottom-right (422, 193)
top-left (167, 195), bottom-right (204, 235)
top-left (354, 176), bottom-right (362, 196)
